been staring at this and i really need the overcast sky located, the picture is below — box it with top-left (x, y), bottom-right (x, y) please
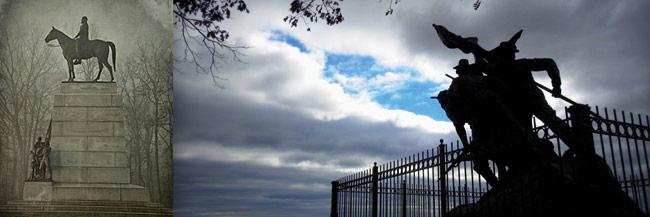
top-left (174, 0), bottom-right (650, 216)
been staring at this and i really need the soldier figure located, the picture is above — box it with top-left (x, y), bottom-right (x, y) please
top-left (38, 138), bottom-right (52, 180)
top-left (28, 137), bottom-right (43, 180)
top-left (28, 136), bottom-right (52, 181)
top-left (438, 59), bottom-right (544, 186)
top-left (73, 16), bottom-right (89, 65)
top-left (476, 31), bottom-right (579, 153)
top-left (432, 25), bottom-right (580, 154)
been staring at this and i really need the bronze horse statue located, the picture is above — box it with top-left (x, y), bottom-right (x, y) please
top-left (45, 26), bottom-right (116, 82)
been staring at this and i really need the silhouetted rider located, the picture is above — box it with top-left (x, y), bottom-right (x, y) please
top-left (73, 16), bottom-right (89, 65)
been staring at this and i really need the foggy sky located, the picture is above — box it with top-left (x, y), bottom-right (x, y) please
top-left (0, 0), bottom-right (172, 77)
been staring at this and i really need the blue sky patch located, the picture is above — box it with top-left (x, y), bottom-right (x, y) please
top-left (269, 30), bottom-right (309, 53)
top-left (324, 53), bottom-right (448, 121)
top-left (266, 32), bottom-right (448, 121)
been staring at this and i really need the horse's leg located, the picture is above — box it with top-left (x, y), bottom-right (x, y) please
top-left (94, 60), bottom-right (104, 82)
top-left (70, 60), bottom-right (76, 81)
top-left (66, 59), bottom-right (73, 81)
top-left (104, 62), bottom-right (114, 82)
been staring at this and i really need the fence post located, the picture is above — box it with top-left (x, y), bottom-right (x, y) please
top-left (372, 162), bottom-right (378, 217)
top-left (331, 181), bottom-right (339, 217)
top-left (438, 139), bottom-right (448, 217)
top-left (401, 180), bottom-right (407, 217)
top-left (568, 104), bottom-right (595, 155)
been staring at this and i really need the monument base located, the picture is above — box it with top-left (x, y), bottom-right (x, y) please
top-left (22, 182), bottom-right (52, 201)
top-left (447, 154), bottom-right (646, 217)
top-left (46, 82), bottom-right (151, 203)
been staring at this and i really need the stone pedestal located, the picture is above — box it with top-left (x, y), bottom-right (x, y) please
top-left (23, 82), bottom-right (149, 202)
top-left (22, 182), bottom-right (52, 201)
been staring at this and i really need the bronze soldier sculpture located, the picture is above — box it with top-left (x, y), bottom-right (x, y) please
top-left (481, 32), bottom-right (580, 154)
top-left (28, 137), bottom-right (43, 180)
top-left (28, 137), bottom-right (51, 181)
top-left (433, 24), bottom-right (580, 155)
top-left (433, 25), bottom-right (646, 217)
top-left (437, 59), bottom-right (545, 186)
top-left (44, 16), bottom-right (116, 82)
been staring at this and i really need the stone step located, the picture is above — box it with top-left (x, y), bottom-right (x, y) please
top-left (51, 136), bottom-right (126, 152)
top-left (54, 94), bottom-right (122, 107)
top-left (52, 167), bottom-right (130, 183)
top-left (50, 150), bottom-right (127, 167)
top-left (51, 121), bottom-right (123, 137)
top-left (0, 204), bottom-right (172, 214)
top-left (53, 106), bottom-right (124, 122)
top-left (52, 183), bottom-right (149, 202)
top-left (58, 82), bottom-right (119, 94)
top-left (6, 200), bottom-right (164, 207)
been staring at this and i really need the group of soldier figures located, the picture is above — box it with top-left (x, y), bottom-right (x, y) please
top-left (432, 24), bottom-right (585, 187)
top-left (28, 136), bottom-right (52, 182)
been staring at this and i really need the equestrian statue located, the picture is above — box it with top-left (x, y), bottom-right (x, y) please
top-left (45, 16), bottom-right (116, 82)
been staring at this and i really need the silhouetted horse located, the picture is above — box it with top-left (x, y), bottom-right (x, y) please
top-left (45, 26), bottom-right (116, 82)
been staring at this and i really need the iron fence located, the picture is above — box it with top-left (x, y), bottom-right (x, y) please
top-left (330, 104), bottom-right (650, 217)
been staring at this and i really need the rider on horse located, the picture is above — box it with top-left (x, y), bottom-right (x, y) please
top-left (73, 16), bottom-right (89, 65)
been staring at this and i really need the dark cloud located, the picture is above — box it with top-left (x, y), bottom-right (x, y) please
top-left (391, 0), bottom-right (650, 114)
top-left (174, 158), bottom-right (334, 217)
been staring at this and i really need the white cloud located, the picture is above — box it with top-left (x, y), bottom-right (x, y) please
top-left (175, 142), bottom-right (372, 174)
top-left (211, 30), bottom-right (453, 134)
top-left (331, 71), bottom-right (411, 94)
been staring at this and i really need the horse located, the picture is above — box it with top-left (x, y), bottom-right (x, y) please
top-left (44, 26), bottom-right (116, 82)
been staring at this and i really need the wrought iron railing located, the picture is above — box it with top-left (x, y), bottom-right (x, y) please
top-left (330, 105), bottom-right (650, 217)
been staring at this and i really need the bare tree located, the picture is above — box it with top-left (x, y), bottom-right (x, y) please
top-left (171, 0), bottom-right (370, 83)
top-left (0, 25), bottom-right (62, 200)
top-left (174, 0), bottom-right (249, 82)
top-left (119, 39), bottom-right (173, 206)
top-left (173, 0), bottom-right (479, 82)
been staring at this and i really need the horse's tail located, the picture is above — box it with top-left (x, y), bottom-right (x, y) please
top-left (108, 41), bottom-right (116, 72)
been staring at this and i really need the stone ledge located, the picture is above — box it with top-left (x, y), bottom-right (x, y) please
top-left (59, 82), bottom-right (118, 94)
top-left (6, 200), bottom-right (165, 207)
top-left (51, 136), bottom-right (126, 152)
top-left (0, 200), bottom-right (171, 216)
top-left (52, 107), bottom-right (124, 122)
top-left (51, 121), bottom-right (122, 137)
top-left (22, 182), bottom-right (52, 201)
top-left (51, 151), bottom-right (128, 168)
top-left (54, 95), bottom-right (119, 107)
top-left (52, 167), bottom-right (130, 184)
top-left (52, 183), bottom-right (150, 202)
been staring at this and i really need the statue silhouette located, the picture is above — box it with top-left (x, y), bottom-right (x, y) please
top-left (437, 59), bottom-right (546, 186)
top-left (45, 23), bottom-right (116, 82)
top-left (433, 24), bottom-right (580, 154)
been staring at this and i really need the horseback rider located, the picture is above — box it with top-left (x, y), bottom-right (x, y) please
top-left (73, 16), bottom-right (89, 65)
